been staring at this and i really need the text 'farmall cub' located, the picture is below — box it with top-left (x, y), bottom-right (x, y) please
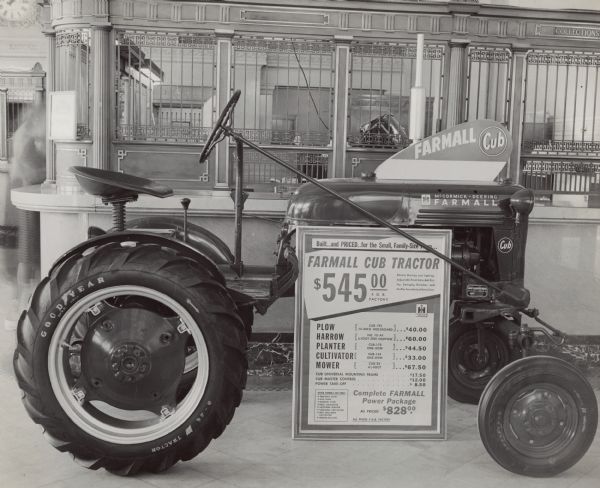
top-left (14, 91), bottom-right (597, 477)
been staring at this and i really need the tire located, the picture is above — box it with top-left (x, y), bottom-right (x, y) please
top-left (13, 242), bottom-right (247, 475)
top-left (478, 356), bottom-right (598, 477)
top-left (448, 322), bottom-right (510, 404)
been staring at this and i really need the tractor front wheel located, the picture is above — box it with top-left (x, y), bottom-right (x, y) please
top-left (478, 356), bottom-right (598, 477)
top-left (13, 242), bottom-right (247, 475)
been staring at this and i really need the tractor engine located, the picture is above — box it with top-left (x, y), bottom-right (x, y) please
top-left (284, 177), bottom-right (535, 404)
top-left (450, 227), bottom-right (495, 302)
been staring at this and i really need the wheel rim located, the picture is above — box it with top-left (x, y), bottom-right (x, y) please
top-left (48, 286), bottom-right (210, 445)
top-left (504, 383), bottom-right (579, 458)
top-left (451, 330), bottom-right (508, 390)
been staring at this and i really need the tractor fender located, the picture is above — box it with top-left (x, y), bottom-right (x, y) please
top-left (49, 230), bottom-right (228, 285)
top-left (125, 216), bottom-right (234, 266)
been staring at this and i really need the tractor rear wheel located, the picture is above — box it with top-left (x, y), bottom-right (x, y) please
top-left (448, 322), bottom-right (510, 404)
top-left (13, 242), bottom-right (247, 475)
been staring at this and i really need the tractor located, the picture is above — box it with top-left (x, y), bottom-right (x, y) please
top-left (14, 90), bottom-right (597, 477)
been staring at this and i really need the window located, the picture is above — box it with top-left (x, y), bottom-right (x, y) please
top-left (523, 50), bottom-right (600, 149)
top-left (466, 47), bottom-right (512, 124)
top-left (520, 50), bottom-right (600, 199)
top-left (56, 30), bottom-right (92, 140)
top-left (232, 37), bottom-right (334, 146)
top-left (348, 43), bottom-right (444, 148)
top-left (115, 31), bottom-right (217, 143)
top-left (231, 37), bottom-right (334, 188)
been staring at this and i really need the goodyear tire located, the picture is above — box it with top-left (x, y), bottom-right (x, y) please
top-left (13, 242), bottom-right (247, 475)
top-left (478, 356), bottom-right (598, 477)
top-left (448, 322), bottom-right (510, 404)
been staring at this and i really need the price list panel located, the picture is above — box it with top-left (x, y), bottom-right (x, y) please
top-left (293, 227), bottom-right (451, 439)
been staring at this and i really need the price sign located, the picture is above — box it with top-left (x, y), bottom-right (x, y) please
top-left (293, 226), bottom-right (451, 439)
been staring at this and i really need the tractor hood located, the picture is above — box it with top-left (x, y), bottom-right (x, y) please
top-left (285, 178), bottom-right (526, 227)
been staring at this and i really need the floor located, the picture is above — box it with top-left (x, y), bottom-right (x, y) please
top-left (0, 222), bottom-right (600, 488)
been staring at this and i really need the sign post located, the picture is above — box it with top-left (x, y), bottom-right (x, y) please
top-left (293, 226), bottom-right (451, 439)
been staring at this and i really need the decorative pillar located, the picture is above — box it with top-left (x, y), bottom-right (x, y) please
top-left (214, 29), bottom-right (233, 189)
top-left (33, 87), bottom-right (44, 108)
top-left (0, 89), bottom-right (7, 162)
top-left (332, 36), bottom-right (352, 178)
top-left (92, 25), bottom-right (112, 171)
top-left (507, 45), bottom-right (530, 183)
top-left (445, 39), bottom-right (470, 128)
top-left (42, 30), bottom-right (56, 188)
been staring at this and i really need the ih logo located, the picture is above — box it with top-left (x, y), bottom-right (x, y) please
top-left (421, 194), bottom-right (431, 205)
top-left (416, 304), bottom-right (428, 316)
top-left (497, 237), bottom-right (513, 254)
top-left (479, 126), bottom-right (508, 157)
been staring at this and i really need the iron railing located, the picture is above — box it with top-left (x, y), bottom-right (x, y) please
top-left (231, 37), bottom-right (334, 147)
top-left (465, 47), bottom-right (512, 124)
top-left (347, 42), bottom-right (444, 148)
top-left (522, 50), bottom-right (600, 145)
top-left (520, 158), bottom-right (600, 197)
top-left (231, 148), bottom-right (329, 192)
top-left (115, 31), bottom-right (217, 143)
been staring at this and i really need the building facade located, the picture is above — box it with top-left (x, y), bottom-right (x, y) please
top-left (24, 0), bottom-right (600, 197)
top-left (6, 0), bottom-right (600, 278)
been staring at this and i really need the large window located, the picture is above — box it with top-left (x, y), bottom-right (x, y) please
top-left (348, 43), bottom-right (444, 148)
top-left (231, 37), bottom-right (334, 188)
top-left (115, 31), bottom-right (217, 143)
top-left (56, 30), bottom-right (92, 139)
top-left (523, 50), bottom-right (600, 150)
top-left (465, 47), bottom-right (512, 124)
top-left (520, 50), bottom-right (600, 199)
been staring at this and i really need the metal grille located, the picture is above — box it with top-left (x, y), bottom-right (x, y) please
top-left (7, 102), bottom-right (29, 139)
top-left (7, 89), bottom-right (34, 139)
top-left (231, 37), bottom-right (334, 147)
top-left (521, 159), bottom-right (600, 195)
top-left (465, 47), bottom-right (512, 124)
top-left (348, 43), bottom-right (445, 148)
top-left (56, 30), bottom-right (92, 139)
top-left (232, 149), bottom-right (328, 191)
top-left (115, 31), bottom-right (217, 143)
top-left (522, 50), bottom-right (600, 150)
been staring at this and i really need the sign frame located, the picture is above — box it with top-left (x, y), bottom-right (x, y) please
top-left (293, 226), bottom-right (451, 440)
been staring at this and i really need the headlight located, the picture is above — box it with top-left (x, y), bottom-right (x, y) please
top-left (510, 188), bottom-right (535, 216)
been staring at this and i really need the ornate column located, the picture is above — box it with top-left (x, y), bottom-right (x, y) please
top-left (92, 24), bottom-right (112, 171)
top-left (0, 88), bottom-right (7, 163)
top-left (445, 39), bottom-right (470, 128)
top-left (42, 30), bottom-right (56, 188)
top-left (507, 45), bottom-right (530, 183)
top-left (214, 29), bottom-right (233, 189)
top-left (332, 36), bottom-right (352, 178)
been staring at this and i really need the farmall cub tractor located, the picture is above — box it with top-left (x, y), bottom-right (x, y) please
top-left (14, 91), bottom-right (598, 477)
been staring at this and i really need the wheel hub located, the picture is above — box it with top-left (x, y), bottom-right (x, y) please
top-left (110, 343), bottom-right (151, 383)
top-left (465, 344), bottom-right (490, 371)
top-left (506, 386), bottom-right (576, 454)
top-left (80, 305), bottom-right (187, 411)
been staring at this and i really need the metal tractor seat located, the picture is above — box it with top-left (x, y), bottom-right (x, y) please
top-left (70, 166), bottom-right (174, 231)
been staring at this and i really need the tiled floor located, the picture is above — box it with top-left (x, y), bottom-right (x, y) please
top-left (1, 222), bottom-right (600, 487)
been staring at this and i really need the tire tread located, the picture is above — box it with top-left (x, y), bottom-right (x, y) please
top-left (14, 242), bottom-right (247, 475)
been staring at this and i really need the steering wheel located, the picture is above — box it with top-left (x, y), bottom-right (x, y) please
top-left (199, 90), bottom-right (241, 164)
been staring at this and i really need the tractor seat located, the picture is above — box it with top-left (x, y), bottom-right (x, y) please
top-left (69, 166), bottom-right (173, 200)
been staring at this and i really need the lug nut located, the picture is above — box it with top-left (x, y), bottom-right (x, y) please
top-left (160, 332), bottom-right (173, 344)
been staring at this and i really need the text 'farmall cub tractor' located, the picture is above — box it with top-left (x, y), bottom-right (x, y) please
top-left (14, 91), bottom-right (597, 477)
